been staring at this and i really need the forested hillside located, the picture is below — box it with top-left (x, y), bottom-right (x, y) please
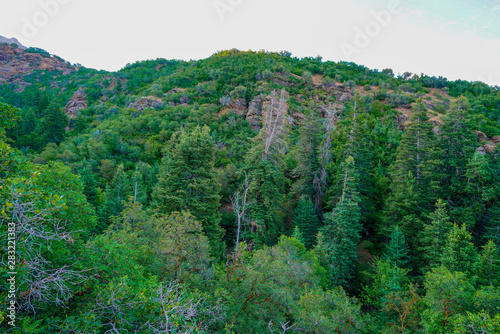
top-left (1, 42), bottom-right (500, 333)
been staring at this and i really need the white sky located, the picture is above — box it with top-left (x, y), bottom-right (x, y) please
top-left (1, 0), bottom-right (499, 85)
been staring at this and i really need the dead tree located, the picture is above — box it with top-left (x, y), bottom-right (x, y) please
top-left (230, 174), bottom-right (254, 255)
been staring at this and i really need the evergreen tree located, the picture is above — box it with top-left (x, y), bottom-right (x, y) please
top-left (40, 103), bottom-right (68, 145)
top-left (247, 159), bottom-right (287, 246)
top-left (441, 224), bottom-right (479, 277)
top-left (152, 126), bottom-right (224, 257)
top-left (383, 100), bottom-right (441, 255)
top-left (478, 240), bottom-right (500, 287)
top-left (292, 197), bottom-right (321, 249)
top-left (420, 199), bottom-right (453, 269)
top-left (321, 156), bottom-right (362, 287)
top-left (389, 100), bottom-right (442, 215)
top-left (438, 97), bottom-right (476, 205)
top-left (383, 225), bottom-right (410, 269)
top-left (463, 152), bottom-right (499, 229)
top-left (98, 164), bottom-right (131, 233)
top-left (291, 108), bottom-right (323, 204)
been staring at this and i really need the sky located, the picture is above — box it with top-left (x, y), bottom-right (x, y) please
top-left (1, 0), bottom-right (499, 85)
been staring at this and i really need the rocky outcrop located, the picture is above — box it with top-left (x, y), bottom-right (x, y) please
top-left (475, 131), bottom-right (488, 143)
top-left (246, 95), bottom-right (263, 132)
top-left (484, 144), bottom-right (495, 153)
top-left (396, 114), bottom-right (409, 131)
top-left (65, 89), bottom-right (88, 118)
top-left (229, 98), bottom-right (247, 117)
top-left (476, 146), bottom-right (486, 156)
top-left (0, 36), bottom-right (25, 49)
top-left (0, 43), bottom-right (76, 84)
top-left (492, 136), bottom-right (500, 144)
top-left (128, 96), bottom-right (163, 112)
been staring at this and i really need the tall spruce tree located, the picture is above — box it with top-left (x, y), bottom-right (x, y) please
top-left (321, 156), bottom-right (362, 287)
top-left (420, 199), bottom-right (453, 269)
top-left (151, 126), bottom-right (224, 257)
top-left (441, 224), bottom-right (479, 277)
top-left (40, 103), bottom-right (68, 145)
top-left (291, 107), bottom-right (323, 205)
top-left (383, 100), bottom-right (441, 249)
top-left (438, 97), bottom-right (476, 205)
top-left (383, 225), bottom-right (411, 269)
top-left (293, 197), bottom-right (321, 249)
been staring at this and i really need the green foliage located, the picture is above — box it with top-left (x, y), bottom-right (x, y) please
top-left (321, 156), bottom-right (362, 287)
top-left (152, 126), bottom-right (224, 257)
top-left (383, 226), bottom-right (411, 269)
top-left (1, 46), bottom-right (500, 332)
top-left (441, 224), bottom-right (479, 278)
top-left (420, 199), bottom-right (453, 269)
top-left (422, 267), bottom-right (475, 333)
top-left (292, 197), bottom-right (320, 249)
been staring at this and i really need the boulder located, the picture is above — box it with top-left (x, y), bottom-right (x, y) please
top-left (484, 144), bottom-right (496, 153)
top-left (475, 131), bottom-right (488, 143)
top-left (128, 96), bottom-right (163, 112)
top-left (476, 147), bottom-right (486, 156)
top-left (491, 136), bottom-right (500, 144)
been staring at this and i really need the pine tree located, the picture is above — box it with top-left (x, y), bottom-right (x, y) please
top-left (420, 199), bottom-right (453, 269)
top-left (389, 100), bottom-right (442, 214)
top-left (291, 108), bottom-right (323, 204)
top-left (247, 159), bottom-right (287, 246)
top-left (151, 126), bottom-right (224, 257)
top-left (441, 224), bottom-right (479, 277)
top-left (98, 164), bottom-right (132, 233)
top-left (321, 156), bottom-right (362, 287)
top-left (383, 226), bottom-right (410, 269)
top-left (479, 240), bottom-right (500, 287)
top-left (438, 97), bottom-right (476, 204)
top-left (40, 103), bottom-right (68, 145)
top-left (383, 100), bottom-right (441, 252)
top-left (292, 197), bottom-right (321, 249)
top-left (462, 152), bottom-right (497, 228)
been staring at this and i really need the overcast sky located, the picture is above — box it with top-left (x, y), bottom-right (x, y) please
top-left (1, 0), bottom-right (499, 85)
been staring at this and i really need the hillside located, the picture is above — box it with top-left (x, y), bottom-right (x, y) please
top-left (1, 44), bottom-right (500, 333)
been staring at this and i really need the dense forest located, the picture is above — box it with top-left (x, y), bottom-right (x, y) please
top-left (1, 42), bottom-right (500, 333)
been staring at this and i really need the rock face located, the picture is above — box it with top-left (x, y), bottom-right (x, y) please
top-left (128, 96), bottom-right (163, 112)
top-left (0, 36), bottom-right (25, 49)
top-left (246, 95), bottom-right (263, 132)
top-left (492, 136), bottom-right (500, 144)
top-left (229, 98), bottom-right (248, 117)
top-left (0, 43), bottom-right (76, 85)
top-left (65, 89), bottom-right (88, 118)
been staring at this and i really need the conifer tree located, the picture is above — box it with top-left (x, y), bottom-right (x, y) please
top-left (420, 199), bottom-right (453, 269)
top-left (321, 156), bottom-right (362, 287)
top-left (40, 103), bottom-right (68, 145)
top-left (291, 108), bottom-right (323, 204)
top-left (383, 226), bottom-right (410, 269)
top-left (441, 224), bottom-right (479, 277)
top-left (152, 126), bottom-right (224, 257)
top-left (292, 197), bottom-right (321, 249)
top-left (438, 97), bottom-right (476, 203)
top-left (389, 100), bottom-right (442, 213)
top-left (479, 240), bottom-right (500, 287)
top-left (383, 100), bottom-right (441, 250)
top-left (247, 159), bottom-right (287, 246)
